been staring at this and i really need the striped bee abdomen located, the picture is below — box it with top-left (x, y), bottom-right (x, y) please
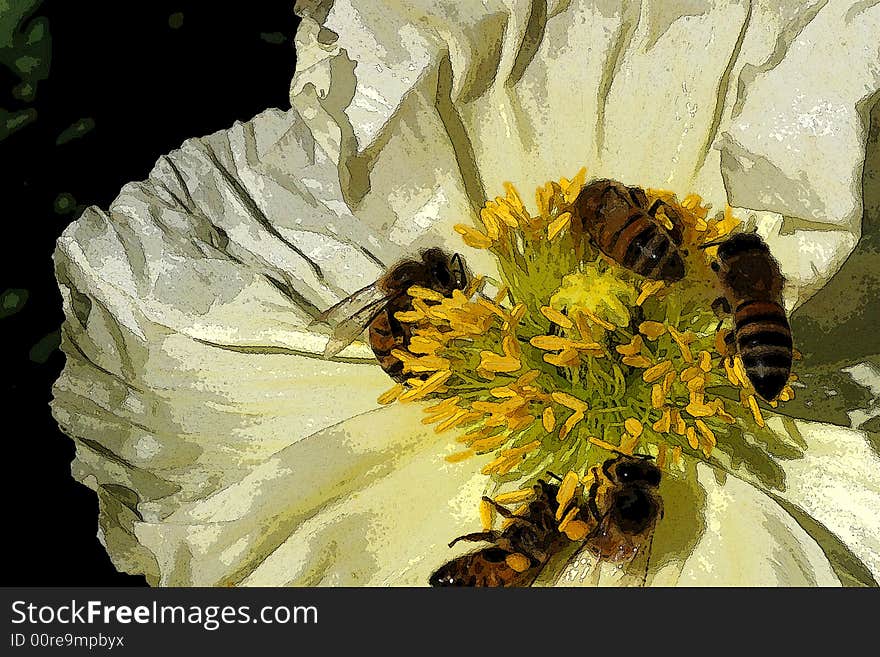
top-left (576, 180), bottom-right (685, 282)
top-left (368, 308), bottom-right (408, 382)
top-left (733, 299), bottom-right (792, 401)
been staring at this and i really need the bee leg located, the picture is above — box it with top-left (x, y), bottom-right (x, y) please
top-left (724, 330), bottom-right (738, 353)
top-left (447, 531), bottom-right (502, 548)
top-left (481, 496), bottom-right (537, 527)
top-left (711, 296), bottom-right (731, 317)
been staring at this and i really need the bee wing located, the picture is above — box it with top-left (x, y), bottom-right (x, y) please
top-left (311, 283), bottom-right (399, 358)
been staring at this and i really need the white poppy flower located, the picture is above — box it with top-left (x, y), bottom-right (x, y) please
top-left (52, 1), bottom-right (880, 586)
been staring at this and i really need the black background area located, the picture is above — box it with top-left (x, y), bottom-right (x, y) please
top-left (2, 3), bottom-right (300, 585)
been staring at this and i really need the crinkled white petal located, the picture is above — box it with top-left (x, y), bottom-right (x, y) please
top-left (124, 405), bottom-right (840, 587)
top-left (293, 0), bottom-right (880, 308)
top-left (53, 0), bottom-right (880, 586)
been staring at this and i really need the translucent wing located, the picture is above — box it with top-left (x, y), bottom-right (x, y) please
top-left (311, 283), bottom-right (397, 358)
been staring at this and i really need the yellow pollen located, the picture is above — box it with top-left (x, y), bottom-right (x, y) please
top-left (408, 285), bottom-right (445, 301)
top-left (531, 335), bottom-right (575, 351)
top-left (506, 553), bottom-right (532, 573)
top-left (563, 520), bottom-right (590, 541)
top-left (555, 471), bottom-right (580, 520)
top-left (668, 325), bottom-right (694, 363)
top-left (656, 444), bottom-right (668, 469)
top-left (680, 366), bottom-right (702, 382)
top-left (662, 370), bottom-right (676, 393)
top-left (671, 410), bottom-right (687, 435)
top-left (394, 309), bottom-right (424, 323)
top-left (470, 433), bottom-right (511, 453)
top-left (672, 445), bottom-right (683, 465)
top-left (435, 410), bottom-right (470, 433)
top-left (544, 348), bottom-right (581, 368)
top-left (557, 506), bottom-right (581, 532)
top-left (579, 306), bottom-right (615, 331)
top-left (619, 433), bottom-right (639, 454)
top-left (686, 426), bottom-right (699, 450)
top-left (398, 370), bottom-right (451, 401)
top-left (686, 392), bottom-right (715, 418)
top-left (478, 351), bottom-right (521, 375)
top-left (732, 356), bottom-right (751, 388)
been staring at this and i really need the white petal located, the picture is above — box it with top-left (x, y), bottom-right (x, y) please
top-left (130, 404), bottom-right (493, 586)
top-left (549, 462), bottom-right (839, 587)
top-left (52, 108), bottom-right (427, 580)
top-left (760, 418), bottom-right (880, 585)
top-left (293, 0), bottom-right (879, 306)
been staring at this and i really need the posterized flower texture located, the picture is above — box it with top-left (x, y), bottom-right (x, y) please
top-left (53, 1), bottom-right (880, 586)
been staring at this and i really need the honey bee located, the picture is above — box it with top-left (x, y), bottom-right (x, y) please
top-left (313, 247), bottom-right (468, 381)
top-left (429, 477), bottom-right (575, 587)
top-left (581, 454), bottom-right (663, 565)
top-left (573, 179), bottom-right (686, 282)
top-left (709, 232), bottom-right (792, 402)
top-left (429, 454), bottom-right (663, 587)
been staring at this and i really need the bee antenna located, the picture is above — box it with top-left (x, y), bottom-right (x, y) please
top-left (545, 471), bottom-right (562, 482)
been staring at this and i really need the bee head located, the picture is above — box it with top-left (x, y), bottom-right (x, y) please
top-left (605, 455), bottom-right (661, 488)
top-left (421, 248), bottom-right (468, 294)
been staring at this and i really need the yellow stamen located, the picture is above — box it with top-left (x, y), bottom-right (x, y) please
top-left (686, 392), bottom-right (715, 417)
top-left (547, 212), bottom-right (572, 240)
top-left (551, 392), bottom-right (589, 413)
top-left (643, 360), bottom-right (673, 383)
top-left (653, 408), bottom-right (671, 433)
top-left (698, 350), bottom-right (713, 373)
top-left (624, 418), bottom-right (644, 438)
top-left (540, 305), bottom-right (573, 329)
top-left (408, 285), bottom-right (445, 301)
top-left (480, 498), bottom-right (495, 530)
top-left (637, 280), bottom-right (664, 306)
top-left (377, 383), bottom-right (405, 405)
top-left (557, 506), bottom-right (581, 532)
top-left (668, 325), bottom-right (694, 363)
top-left (543, 406), bottom-right (557, 432)
top-left (446, 449), bottom-right (475, 463)
top-left (639, 321), bottom-right (667, 340)
top-left (651, 384), bottom-right (665, 409)
top-left (559, 412), bottom-right (585, 440)
top-left (494, 489), bottom-right (535, 505)
top-left (616, 335), bottom-right (645, 357)
top-left (747, 394), bottom-right (765, 427)
top-left (686, 426), bottom-right (699, 450)
top-left (622, 355), bottom-right (652, 368)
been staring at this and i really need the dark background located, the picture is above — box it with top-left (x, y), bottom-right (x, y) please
top-left (2, 2), bottom-right (300, 585)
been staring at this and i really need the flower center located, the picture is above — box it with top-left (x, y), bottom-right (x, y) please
top-left (378, 169), bottom-right (795, 495)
